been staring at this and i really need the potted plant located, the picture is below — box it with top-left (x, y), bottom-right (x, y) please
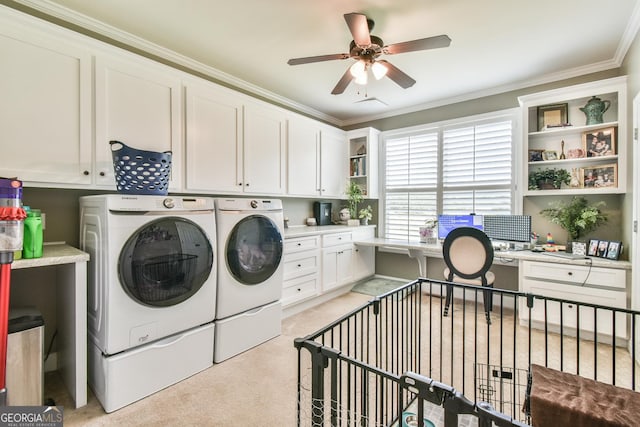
top-left (358, 205), bottom-right (373, 225)
top-left (419, 217), bottom-right (438, 243)
top-left (345, 181), bottom-right (364, 226)
top-left (540, 196), bottom-right (607, 252)
top-left (528, 168), bottom-right (571, 190)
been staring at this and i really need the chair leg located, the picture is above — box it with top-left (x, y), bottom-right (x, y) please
top-left (443, 284), bottom-right (453, 316)
top-left (482, 284), bottom-right (493, 324)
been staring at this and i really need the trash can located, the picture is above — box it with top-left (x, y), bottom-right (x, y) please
top-left (6, 307), bottom-right (44, 406)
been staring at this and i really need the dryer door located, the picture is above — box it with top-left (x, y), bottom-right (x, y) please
top-left (225, 215), bottom-right (283, 285)
top-left (118, 217), bottom-right (214, 307)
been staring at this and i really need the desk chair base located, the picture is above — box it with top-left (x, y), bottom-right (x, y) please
top-left (442, 283), bottom-right (493, 325)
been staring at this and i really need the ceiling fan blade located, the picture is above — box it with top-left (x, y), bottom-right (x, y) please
top-left (377, 60), bottom-right (416, 89)
top-left (344, 13), bottom-right (371, 47)
top-left (288, 53), bottom-right (350, 65)
top-left (331, 67), bottom-right (353, 95)
top-left (383, 35), bottom-right (451, 55)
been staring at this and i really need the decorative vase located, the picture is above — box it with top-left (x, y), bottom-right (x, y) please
top-left (580, 96), bottom-right (611, 125)
top-left (419, 226), bottom-right (437, 244)
top-left (360, 218), bottom-right (368, 225)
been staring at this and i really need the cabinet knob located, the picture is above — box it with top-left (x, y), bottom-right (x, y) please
top-left (83, 170), bottom-right (90, 176)
top-left (297, 243), bottom-right (302, 246)
top-left (297, 288), bottom-right (301, 292)
top-left (297, 264), bottom-right (301, 268)
top-left (99, 171), bottom-right (105, 177)
top-left (567, 304), bottom-right (574, 309)
top-left (238, 182), bottom-right (243, 186)
top-left (246, 183), bottom-right (250, 186)
top-left (568, 272), bottom-right (573, 276)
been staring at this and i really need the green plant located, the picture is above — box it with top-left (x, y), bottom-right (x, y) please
top-left (540, 196), bottom-right (607, 241)
top-left (346, 181), bottom-right (364, 219)
top-left (358, 205), bottom-right (373, 221)
top-left (528, 168), bottom-right (571, 190)
top-left (424, 217), bottom-right (438, 229)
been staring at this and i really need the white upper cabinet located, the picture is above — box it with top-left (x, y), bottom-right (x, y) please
top-left (94, 53), bottom-right (183, 190)
top-left (320, 126), bottom-right (349, 198)
top-left (287, 114), bottom-right (321, 197)
top-left (184, 78), bottom-right (243, 194)
top-left (0, 9), bottom-right (92, 186)
top-left (243, 100), bottom-right (286, 195)
top-left (286, 113), bottom-right (347, 198)
top-left (184, 79), bottom-right (286, 195)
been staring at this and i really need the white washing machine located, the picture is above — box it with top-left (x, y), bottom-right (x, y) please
top-left (80, 194), bottom-right (217, 412)
top-left (214, 198), bottom-right (284, 362)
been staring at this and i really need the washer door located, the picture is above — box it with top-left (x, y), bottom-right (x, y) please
top-left (118, 217), bottom-right (214, 307)
top-left (226, 215), bottom-right (283, 285)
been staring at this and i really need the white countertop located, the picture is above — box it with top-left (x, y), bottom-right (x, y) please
top-left (354, 237), bottom-right (632, 270)
top-left (12, 243), bottom-right (89, 269)
top-left (284, 224), bottom-right (376, 238)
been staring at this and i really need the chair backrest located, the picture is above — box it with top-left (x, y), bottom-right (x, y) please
top-left (442, 226), bottom-right (494, 282)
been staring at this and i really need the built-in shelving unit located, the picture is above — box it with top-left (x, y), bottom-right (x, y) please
top-left (347, 127), bottom-right (380, 198)
top-left (519, 77), bottom-right (627, 196)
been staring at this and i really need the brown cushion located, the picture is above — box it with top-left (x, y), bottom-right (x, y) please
top-left (530, 364), bottom-right (640, 427)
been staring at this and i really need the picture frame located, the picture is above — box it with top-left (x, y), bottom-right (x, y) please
top-left (528, 149), bottom-right (544, 162)
top-left (581, 164), bottom-right (617, 188)
top-left (606, 241), bottom-right (622, 260)
top-left (542, 150), bottom-right (558, 161)
top-left (596, 240), bottom-right (609, 257)
top-left (583, 127), bottom-right (616, 157)
top-left (537, 103), bottom-right (568, 131)
top-left (587, 239), bottom-right (599, 256)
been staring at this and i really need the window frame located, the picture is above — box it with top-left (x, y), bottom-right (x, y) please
top-left (379, 108), bottom-right (522, 240)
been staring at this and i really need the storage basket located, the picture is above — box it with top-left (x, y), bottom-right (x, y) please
top-left (110, 140), bottom-right (172, 195)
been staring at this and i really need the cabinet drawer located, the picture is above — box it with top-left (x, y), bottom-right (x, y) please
top-left (522, 278), bottom-right (627, 339)
top-left (283, 251), bottom-right (320, 281)
top-left (282, 274), bottom-right (319, 306)
top-left (323, 232), bottom-right (352, 247)
top-left (284, 235), bottom-right (320, 254)
top-left (523, 260), bottom-right (625, 289)
top-left (351, 226), bottom-right (375, 241)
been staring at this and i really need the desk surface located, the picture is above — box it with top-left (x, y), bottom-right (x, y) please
top-left (12, 243), bottom-right (89, 269)
top-left (355, 237), bottom-right (632, 270)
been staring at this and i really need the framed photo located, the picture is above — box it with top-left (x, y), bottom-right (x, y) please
top-left (542, 150), bottom-right (558, 161)
top-left (528, 149), bottom-right (544, 162)
top-left (581, 164), bottom-right (617, 188)
top-left (566, 148), bottom-right (586, 159)
top-left (587, 239), bottom-right (599, 256)
top-left (596, 240), bottom-right (609, 257)
top-left (606, 241), bottom-right (622, 260)
top-left (537, 103), bottom-right (568, 131)
top-left (583, 127), bottom-right (616, 157)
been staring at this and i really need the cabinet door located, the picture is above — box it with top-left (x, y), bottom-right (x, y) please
top-left (322, 244), bottom-right (353, 292)
top-left (0, 19), bottom-right (92, 185)
top-left (287, 115), bottom-right (320, 196)
top-left (184, 80), bottom-right (243, 193)
top-left (95, 54), bottom-right (182, 189)
top-left (320, 128), bottom-right (348, 198)
top-left (243, 101), bottom-right (286, 194)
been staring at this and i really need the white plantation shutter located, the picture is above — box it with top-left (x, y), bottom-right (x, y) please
top-left (385, 133), bottom-right (438, 240)
top-left (442, 120), bottom-right (513, 214)
top-left (383, 113), bottom-right (515, 240)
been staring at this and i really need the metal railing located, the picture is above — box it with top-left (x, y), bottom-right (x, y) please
top-left (295, 278), bottom-right (640, 426)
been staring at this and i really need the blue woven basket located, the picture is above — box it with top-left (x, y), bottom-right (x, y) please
top-left (110, 141), bottom-right (172, 195)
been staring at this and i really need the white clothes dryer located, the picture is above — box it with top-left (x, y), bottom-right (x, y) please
top-left (80, 194), bottom-right (217, 412)
top-left (214, 198), bottom-right (284, 362)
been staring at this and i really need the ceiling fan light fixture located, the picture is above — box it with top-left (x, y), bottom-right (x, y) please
top-left (350, 60), bottom-right (368, 85)
top-left (371, 61), bottom-right (388, 80)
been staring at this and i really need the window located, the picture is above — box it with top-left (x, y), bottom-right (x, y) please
top-left (382, 110), bottom-right (518, 240)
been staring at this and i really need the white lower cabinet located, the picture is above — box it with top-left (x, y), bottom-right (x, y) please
top-left (283, 227), bottom-right (376, 308)
top-left (321, 231), bottom-right (355, 293)
top-left (282, 235), bottom-right (321, 307)
top-left (519, 260), bottom-right (627, 341)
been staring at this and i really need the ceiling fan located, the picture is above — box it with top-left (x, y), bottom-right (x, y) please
top-left (287, 12), bottom-right (451, 95)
